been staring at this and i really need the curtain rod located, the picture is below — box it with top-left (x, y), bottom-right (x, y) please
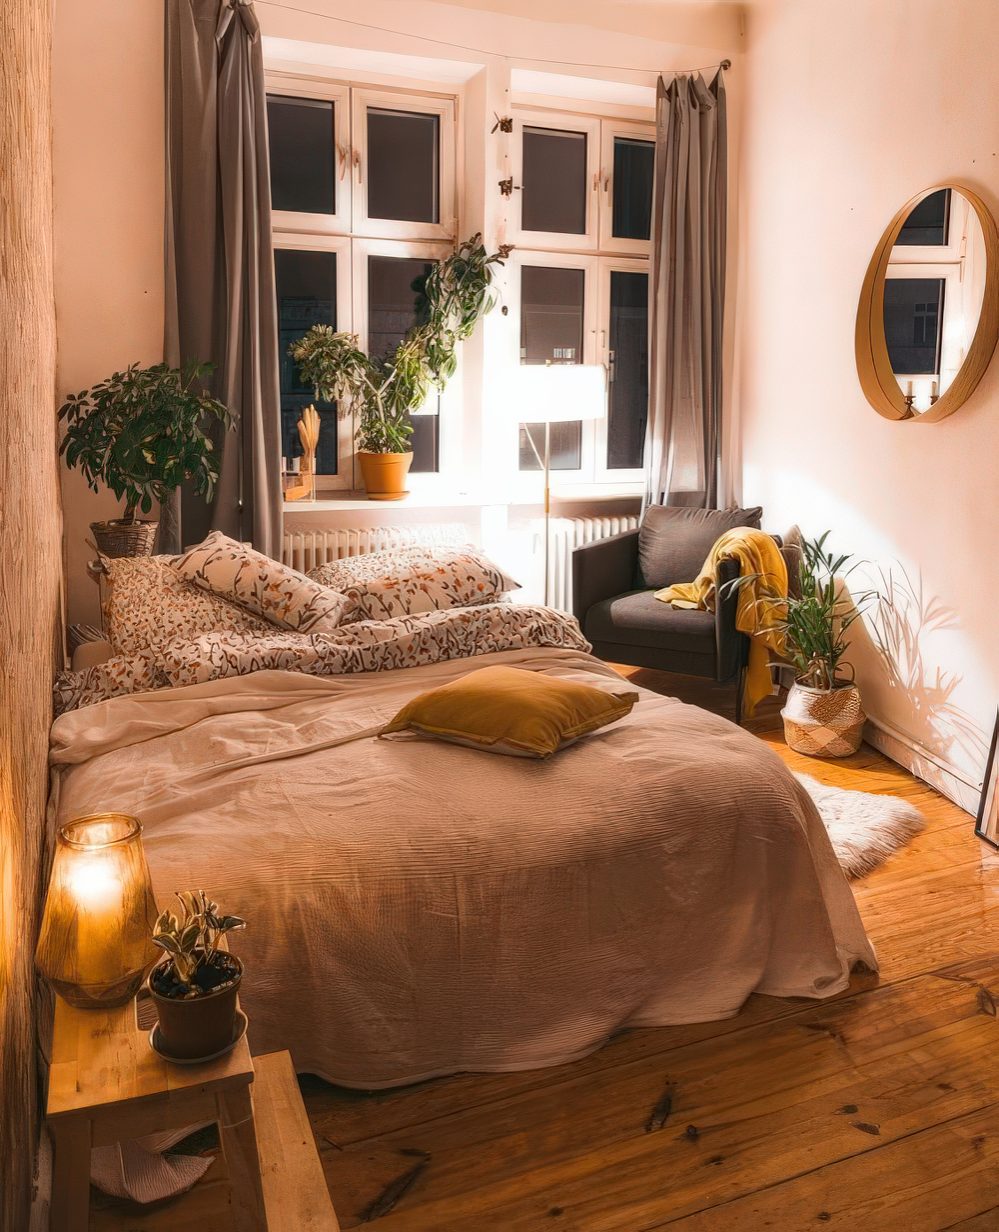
top-left (253, 1), bottom-right (732, 77)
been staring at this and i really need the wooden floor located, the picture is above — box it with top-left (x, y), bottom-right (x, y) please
top-left (299, 669), bottom-right (999, 1231)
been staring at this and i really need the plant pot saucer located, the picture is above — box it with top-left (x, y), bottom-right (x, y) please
top-left (149, 1008), bottom-right (248, 1066)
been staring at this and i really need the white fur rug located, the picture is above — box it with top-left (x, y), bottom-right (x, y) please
top-left (796, 773), bottom-right (924, 879)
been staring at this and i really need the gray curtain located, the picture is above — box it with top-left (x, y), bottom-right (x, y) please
top-left (644, 69), bottom-right (727, 510)
top-left (163, 0), bottom-right (281, 554)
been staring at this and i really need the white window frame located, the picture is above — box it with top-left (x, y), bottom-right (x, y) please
top-left (594, 257), bottom-right (648, 486)
top-left (599, 118), bottom-right (656, 256)
top-left (510, 109), bottom-right (602, 253)
top-left (273, 233), bottom-right (355, 491)
top-left (350, 88), bottom-right (457, 242)
top-left (266, 74), bottom-right (352, 237)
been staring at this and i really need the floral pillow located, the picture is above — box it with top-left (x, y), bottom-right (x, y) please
top-left (308, 545), bottom-right (520, 622)
top-left (172, 531), bottom-right (352, 633)
top-left (102, 555), bottom-right (272, 656)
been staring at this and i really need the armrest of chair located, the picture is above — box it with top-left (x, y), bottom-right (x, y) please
top-left (714, 557), bottom-right (747, 681)
top-left (572, 530), bottom-right (640, 624)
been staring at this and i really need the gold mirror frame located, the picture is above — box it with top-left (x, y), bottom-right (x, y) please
top-left (855, 183), bottom-right (999, 422)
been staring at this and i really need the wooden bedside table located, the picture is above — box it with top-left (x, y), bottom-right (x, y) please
top-left (47, 992), bottom-right (339, 1231)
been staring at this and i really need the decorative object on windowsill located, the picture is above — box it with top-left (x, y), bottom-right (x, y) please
top-left (148, 889), bottom-right (246, 1062)
top-left (726, 532), bottom-right (876, 757)
top-left (282, 405), bottom-right (320, 502)
top-left (58, 361), bottom-right (233, 557)
top-left (975, 710), bottom-right (999, 848)
top-left (35, 813), bottom-right (159, 1009)
top-left (289, 234), bottom-right (510, 501)
top-left (516, 363), bottom-right (607, 605)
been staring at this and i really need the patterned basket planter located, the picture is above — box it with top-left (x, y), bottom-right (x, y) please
top-left (90, 518), bottom-right (158, 558)
top-left (781, 681), bottom-right (866, 758)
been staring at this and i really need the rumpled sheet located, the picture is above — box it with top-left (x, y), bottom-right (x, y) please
top-left (50, 646), bottom-right (877, 1089)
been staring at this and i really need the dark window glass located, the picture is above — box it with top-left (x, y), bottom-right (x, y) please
top-left (607, 270), bottom-right (648, 469)
top-left (896, 188), bottom-right (951, 246)
top-left (275, 249), bottom-right (339, 475)
top-left (612, 138), bottom-right (654, 241)
top-left (267, 95), bottom-right (335, 215)
top-left (367, 109), bottom-right (440, 224)
top-left (368, 255), bottom-right (438, 472)
top-left (519, 264), bottom-right (584, 471)
top-left (522, 127), bottom-right (587, 235)
top-left (883, 277), bottom-right (945, 374)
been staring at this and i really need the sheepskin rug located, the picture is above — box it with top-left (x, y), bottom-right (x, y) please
top-left (797, 773), bottom-right (925, 878)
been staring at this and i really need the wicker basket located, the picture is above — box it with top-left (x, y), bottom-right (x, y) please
top-left (89, 519), bottom-right (158, 558)
top-left (781, 681), bottom-right (866, 758)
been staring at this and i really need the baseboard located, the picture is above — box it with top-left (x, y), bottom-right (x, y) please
top-left (864, 717), bottom-right (981, 816)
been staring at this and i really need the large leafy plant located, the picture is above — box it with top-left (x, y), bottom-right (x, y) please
top-left (152, 890), bottom-right (245, 992)
top-left (59, 361), bottom-right (232, 523)
top-left (290, 234), bottom-right (509, 454)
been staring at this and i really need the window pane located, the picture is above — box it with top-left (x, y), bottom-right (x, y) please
top-left (897, 188), bottom-right (951, 246)
top-left (267, 95), bottom-right (335, 215)
top-left (367, 109), bottom-right (440, 224)
top-left (883, 277), bottom-right (945, 374)
top-left (522, 127), bottom-right (587, 235)
top-left (275, 249), bottom-right (339, 475)
top-left (612, 137), bottom-right (654, 241)
top-left (519, 264), bottom-right (584, 471)
top-left (607, 270), bottom-right (648, 469)
top-left (368, 255), bottom-right (438, 472)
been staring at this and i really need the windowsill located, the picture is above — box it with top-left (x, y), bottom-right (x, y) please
top-left (284, 483), bottom-right (642, 513)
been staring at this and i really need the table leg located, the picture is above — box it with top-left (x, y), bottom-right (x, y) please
top-left (218, 1086), bottom-right (267, 1232)
top-left (50, 1119), bottom-right (92, 1232)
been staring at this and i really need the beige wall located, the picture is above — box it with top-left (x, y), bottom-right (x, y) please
top-left (0, 1), bottom-right (62, 1227)
top-left (737, 0), bottom-right (999, 806)
top-left (54, 0), bottom-right (164, 626)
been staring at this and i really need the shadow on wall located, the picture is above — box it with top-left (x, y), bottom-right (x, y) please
top-left (849, 563), bottom-right (989, 775)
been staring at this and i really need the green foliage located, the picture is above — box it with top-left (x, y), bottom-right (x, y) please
top-left (290, 235), bottom-right (509, 454)
top-left (724, 531), bottom-right (877, 690)
top-left (152, 890), bottom-right (245, 990)
top-left (58, 362), bottom-right (233, 523)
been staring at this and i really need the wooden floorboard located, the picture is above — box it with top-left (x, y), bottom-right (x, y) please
top-left (299, 669), bottom-right (999, 1230)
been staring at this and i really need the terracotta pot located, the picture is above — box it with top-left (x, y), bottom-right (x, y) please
top-left (150, 953), bottom-right (242, 1061)
top-left (90, 518), bottom-right (158, 558)
top-left (781, 681), bottom-right (866, 758)
top-left (357, 451), bottom-right (413, 501)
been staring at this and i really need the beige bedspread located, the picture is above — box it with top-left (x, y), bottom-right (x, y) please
top-left (50, 648), bottom-right (876, 1088)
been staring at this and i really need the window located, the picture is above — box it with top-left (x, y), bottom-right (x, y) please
top-left (605, 268), bottom-right (649, 471)
top-left (267, 75), bottom-right (456, 486)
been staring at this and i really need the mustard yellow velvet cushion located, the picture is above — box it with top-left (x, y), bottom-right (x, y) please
top-left (380, 665), bottom-right (639, 758)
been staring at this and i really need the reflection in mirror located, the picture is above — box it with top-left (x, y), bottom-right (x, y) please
top-left (883, 187), bottom-right (987, 413)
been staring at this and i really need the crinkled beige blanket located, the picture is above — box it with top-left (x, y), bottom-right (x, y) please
top-left (50, 648), bottom-right (876, 1088)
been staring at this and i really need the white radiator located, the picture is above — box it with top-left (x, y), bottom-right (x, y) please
top-left (282, 523), bottom-right (467, 574)
top-left (541, 514), bottom-right (640, 613)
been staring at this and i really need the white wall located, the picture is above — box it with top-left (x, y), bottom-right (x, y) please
top-left (737, 0), bottom-right (999, 808)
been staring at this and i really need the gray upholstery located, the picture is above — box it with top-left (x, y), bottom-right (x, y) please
top-left (585, 591), bottom-right (715, 655)
top-left (637, 504), bottom-right (762, 589)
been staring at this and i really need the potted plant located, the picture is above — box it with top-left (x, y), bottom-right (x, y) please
top-left (149, 890), bottom-right (246, 1061)
top-left (290, 234), bottom-right (509, 501)
top-left (59, 361), bottom-right (232, 557)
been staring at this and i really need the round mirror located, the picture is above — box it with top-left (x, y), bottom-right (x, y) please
top-left (856, 184), bottom-right (999, 421)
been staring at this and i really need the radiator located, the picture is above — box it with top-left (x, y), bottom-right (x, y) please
top-left (282, 523), bottom-right (467, 574)
top-left (542, 514), bottom-right (640, 613)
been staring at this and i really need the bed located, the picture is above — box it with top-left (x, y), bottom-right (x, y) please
top-left (51, 605), bottom-right (876, 1088)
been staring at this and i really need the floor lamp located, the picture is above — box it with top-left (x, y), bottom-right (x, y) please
top-left (517, 363), bottom-right (606, 606)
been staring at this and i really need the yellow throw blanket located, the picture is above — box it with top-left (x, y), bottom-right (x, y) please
top-left (654, 527), bottom-right (788, 718)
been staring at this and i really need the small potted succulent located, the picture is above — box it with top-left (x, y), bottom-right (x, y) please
top-left (149, 890), bottom-right (246, 1061)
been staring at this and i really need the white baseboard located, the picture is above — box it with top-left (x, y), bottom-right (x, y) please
top-left (864, 717), bottom-right (981, 816)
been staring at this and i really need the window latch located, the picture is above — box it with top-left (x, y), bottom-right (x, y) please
top-left (499, 177), bottom-right (519, 196)
top-left (491, 113), bottom-right (513, 134)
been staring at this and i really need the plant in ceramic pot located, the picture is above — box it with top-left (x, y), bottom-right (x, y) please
top-left (149, 890), bottom-right (245, 1061)
top-left (59, 361), bottom-right (232, 557)
top-left (290, 234), bottom-right (509, 501)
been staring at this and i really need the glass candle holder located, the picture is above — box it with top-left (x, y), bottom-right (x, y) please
top-left (35, 814), bottom-right (158, 1009)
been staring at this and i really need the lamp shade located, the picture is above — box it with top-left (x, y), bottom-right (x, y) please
top-left (35, 814), bottom-right (158, 1009)
top-left (516, 363), bottom-right (606, 423)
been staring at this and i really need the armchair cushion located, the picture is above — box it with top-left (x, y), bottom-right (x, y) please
top-left (637, 505), bottom-right (763, 589)
top-left (584, 590), bottom-right (715, 655)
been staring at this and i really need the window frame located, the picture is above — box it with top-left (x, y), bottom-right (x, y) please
top-left (594, 257), bottom-right (648, 486)
top-left (266, 74), bottom-right (352, 236)
top-left (510, 108), bottom-right (602, 253)
top-left (599, 119), bottom-right (657, 256)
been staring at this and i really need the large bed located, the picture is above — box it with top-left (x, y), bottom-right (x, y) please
top-left (51, 627), bottom-right (876, 1089)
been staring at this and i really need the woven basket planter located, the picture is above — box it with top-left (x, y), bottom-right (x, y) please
top-left (781, 681), bottom-right (866, 758)
top-left (90, 518), bottom-right (158, 558)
